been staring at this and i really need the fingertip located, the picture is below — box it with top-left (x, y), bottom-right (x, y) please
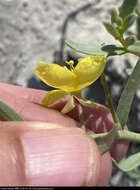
top-left (96, 152), bottom-right (112, 186)
top-left (0, 82), bottom-right (46, 105)
top-left (0, 122), bottom-right (101, 186)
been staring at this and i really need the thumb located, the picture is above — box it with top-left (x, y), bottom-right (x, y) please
top-left (0, 121), bottom-right (101, 186)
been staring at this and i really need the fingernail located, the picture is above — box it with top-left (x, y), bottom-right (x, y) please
top-left (22, 127), bottom-right (97, 186)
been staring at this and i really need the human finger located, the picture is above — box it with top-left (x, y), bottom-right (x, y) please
top-left (0, 121), bottom-right (102, 186)
top-left (96, 152), bottom-right (112, 186)
top-left (0, 83), bottom-right (129, 162)
top-left (0, 82), bottom-right (68, 110)
top-left (0, 89), bottom-right (77, 128)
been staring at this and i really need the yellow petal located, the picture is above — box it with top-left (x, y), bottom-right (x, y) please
top-left (73, 56), bottom-right (107, 89)
top-left (34, 62), bottom-right (76, 91)
top-left (42, 90), bottom-right (68, 106)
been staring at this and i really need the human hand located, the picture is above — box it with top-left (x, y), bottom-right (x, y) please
top-left (0, 82), bottom-right (129, 186)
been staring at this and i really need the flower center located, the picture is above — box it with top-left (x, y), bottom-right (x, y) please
top-left (66, 60), bottom-right (75, 71)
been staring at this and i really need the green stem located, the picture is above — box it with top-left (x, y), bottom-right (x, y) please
top-left (118, 35), bottom-right (128, 50)
top-left (117, 130), bottom-right (140, 143)
top-left (91, 130), bottom-right (140, 143)
top-left (101, 72), bottom-right (121, 128)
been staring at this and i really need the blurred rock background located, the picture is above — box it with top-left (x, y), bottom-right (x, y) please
top-left (0, 0), bottom-right (140, 186)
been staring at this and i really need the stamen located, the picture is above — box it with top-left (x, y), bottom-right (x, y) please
top-left (66, 60), bottom-right (75, 70)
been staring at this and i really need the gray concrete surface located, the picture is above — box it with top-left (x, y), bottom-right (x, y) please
top-left (0, 0), bottom-right (135, 86)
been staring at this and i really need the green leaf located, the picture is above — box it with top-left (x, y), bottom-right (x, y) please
top-left (135, 6), bottom-right (140, 40)
top-left (136, 6), bottom-right (140, 17)
top-left (112, 151), bottom-right (140, 172)
top-left (123, 13), bottom-right (137, 31)
top-left (115, 17), bottom-right (123, 26)
top-left (91, 124), bottom-right (118, 155)
top-left (136, 15), bottom-right (140, 40)
top-left (127, 169), bottom-right (140, 179)
top-left (119, 0), bottom-right (138, 19)
top-left (65, 40), bottom-right (126, 56)
top-left (136, 180), bottom-right (140, 186)
top-left (127, 40), bottom-right (140, 56)
top-left (111, 8), bottom-right (119, 24)
top-left (103, 22), bottom-right (120, 39)
top-left (117, 58), bottom-right (140, 127)
top-left (0, 101), bottom-right (24, 121)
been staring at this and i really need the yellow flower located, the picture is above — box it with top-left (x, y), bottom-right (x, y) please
top-left (34, 55), bottom-right (107, 107)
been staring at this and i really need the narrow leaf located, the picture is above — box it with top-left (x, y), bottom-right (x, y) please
top-left (119, 0), bottom-right (138, 19)
top-left (111, 8), bottom-right (119, 24)
top-left (117, 58), bottom-right (140, 127)
top-left (65, 40), bottom-right (126, 56)
top-left (112, 152), bottom-right (140, 172)
top-left (0, 101), bottom-right (24, 121)
top-left (103, 22), bottom-right (120, 39)
top-left (127, 40), bottom-right (140, 56)
top-left (136, 15), bottom-right (140, 40)
top-left (92, 124), bottom-right (118, 155)
top-left (123, 13), bottom-right (137, 31)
